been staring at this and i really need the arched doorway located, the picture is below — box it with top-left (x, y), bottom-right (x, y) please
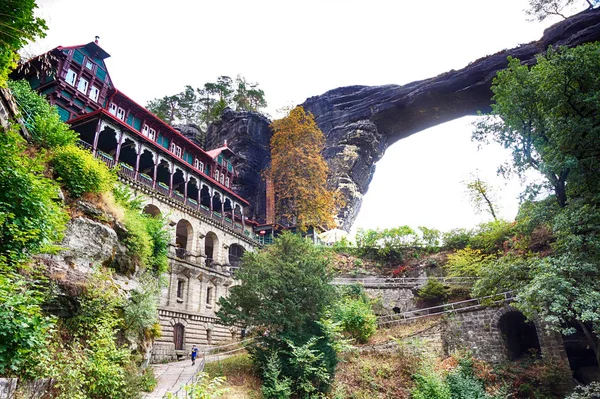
top-left (498, 311), bottom-right (541, 360)
top-left (176, 219), bottom-right (193, 258)
top-left (228, 244), bottom-right (245, 270)
top-left (205, 232), bottom-right (219, 268)
top-left (173, 323), bottom-right (185, 351)
top-left (142, 204), bottom-right (161, 218)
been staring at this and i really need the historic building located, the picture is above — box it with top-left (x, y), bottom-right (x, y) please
top-left (14, 39), bottom-right (260, 362)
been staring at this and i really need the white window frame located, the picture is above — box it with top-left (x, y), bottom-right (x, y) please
top-left (220, 174), bottom-right (224, 184)
top-left (65, 69), bottom-right (77, 86)
top-left (148, 128), bottom-right (156, 141)
top-left (108, 103), bottom-right (117, 116)
top-left (194, 159), bottom-right (204, 172)
top-left (142, 125), bottom-right (149, 136)
top-left (175, 145), bottom-right (182, 158)
top-left (170, 143), bottom-right (176, 153)
top-left (89, 86), bottom-right (100, 102)
top-left (77, 77), bottom-right (89, 94)
top-left (225, 177), bottom-right (230, 187)
top-left (116, 107), bottom-right (126, 121)
top-left (214, 170), bottom-right (219, 181)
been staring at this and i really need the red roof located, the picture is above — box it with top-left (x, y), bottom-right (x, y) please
top-left (206, 144), bottom-right (236, 159)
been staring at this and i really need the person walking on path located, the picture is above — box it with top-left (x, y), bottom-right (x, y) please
top-left (191, 344), bottom-right (199, 366)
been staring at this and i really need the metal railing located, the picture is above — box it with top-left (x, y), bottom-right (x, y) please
top-left (377, 291), bottom-right (514, 327)
top-left (332, 276), bottom-right (476, 287)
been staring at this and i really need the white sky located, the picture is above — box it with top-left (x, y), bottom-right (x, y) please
top-left (32, 0), bottom-right (561, 232)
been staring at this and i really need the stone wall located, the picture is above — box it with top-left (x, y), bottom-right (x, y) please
top-left (364, 286), bottom-right (415, 314)
top-left (442, 305), bottom-right (568, 364)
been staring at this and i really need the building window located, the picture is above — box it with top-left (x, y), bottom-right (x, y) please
top-left (148, 128), bottom-right (156, 141)
top-left (117, 107), bottom-right (126, 121)
top-left (214, 170), bottom-right (219, 181)
top-left (65, 69), bottom-right (77, 86)
top-left (85, 60), bottom-right (93, 70)
top-left (225, 177), bottom-right (230, 187)
top-left (220, 174), bottom-right (224, 184)
top-left (77, 77), bottom-right (89, 94)
top-left (142, 125), bottom-right (149, 136)
top-left (108, 102), bottom-right (117, 115)
top-left (194, 159), bottom-right (204, 172)
top-left (206, 287), bottom-right (213, 306)
top-left (170, 143), bottom-right (182, 157)
top-left (89, 86), bottom-right (100, 102)
top-left (177, 280), bottom-right (185, 300)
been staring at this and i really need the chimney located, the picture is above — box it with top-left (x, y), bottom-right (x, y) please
top-left (94, 36), bottom-right (100, 44)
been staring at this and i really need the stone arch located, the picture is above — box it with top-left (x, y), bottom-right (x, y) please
top-left (176, 219), bottom-right (193, 254)
top-left (204, 231), bottom-right (219, 266)
top-left (142, 204), bottom-right (161, 217)
top-left (228, 244), bottom-right (245, 269)
top-left (492, 307), bottom-right (541, 360)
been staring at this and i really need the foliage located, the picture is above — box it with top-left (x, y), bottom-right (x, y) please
top-left (419, 226), bottom-right (442, 251)
top-left (217, 232), bottom-right (335, 334)
top-left (464, 175), bottom-right (499, 220)
top-left (446, 357), bottom-right (490, 399)
top-left (417, 278), bottom-right (447, 302)
top-left (526, 0), bottom-right (598, 21)
top-left (8, 80), bottom-right (78, 147)
top-left (269, 106), bottom-right (338, 231)
top-left (0, 273), bottom-right (54, 378)
top-left (0, 0), bottom-right (47, 87)
top-left (262, 352), bottom-right (293, 399)
top-left (51, 144), bottom-right (115, 198)
top-left (122, 274), bottom-right (161, 342)
top-left (473, 43), bottom-right (600, 208)
top-left (411, 370), bottom-right (451, 399)
top-left (469, 219), bottom-right (514, 254)
top-left (0, 125), bottom-right (68, 265)
top-left (355, 226), bottom-right (420, 263)
top-left (147, 75), bottom-right (267, 134)
top-left (445, 248), bottom-right (495, 278)
top-left (565, 382), bottom-right (600, 399)
top-left (442, 228), bottom-right (474, 250)
top-left (114, 185), bottom-right (170, 274)
top-left (330, 295), bottom-right (377, 344)
top-left (166, 373), bottom-right (229, 399)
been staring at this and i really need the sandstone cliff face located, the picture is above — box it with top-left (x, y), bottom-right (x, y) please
top-left (301, 8), bottom-right (600, 230)
top-left (205, 108), bottom-right (273, 223)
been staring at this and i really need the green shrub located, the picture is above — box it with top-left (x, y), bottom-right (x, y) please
top-left (0, 273), bottom-right (54, 378)
top-left (261, 353), bottom-right (292, 399)
top-left (442, 228), bottom-right (474, 250)
top-left (8, 79), bottom-right (77, 148)
top-left (446, 357), bottom-right (490, 399)
top-left (122, 274), bottom-right (160, 342)
top-left (167, 372), bottom-right (228, 399)
top-left (411, 370), bottom-right (451, 399)
top-left (566, 382), bottom-right (600, 399)
top-left (417, 278), bottom-right (447, 302)
top-left (51, 144), bottom-right (115, 198)
top-left (445, 248), bottom-right (495, 278)
top-left (0, 125), bottom-right (68, 264)
top-left (331, 297), bottom-right (377, 343)
top-left (470, 219), bottom-right (514, 254)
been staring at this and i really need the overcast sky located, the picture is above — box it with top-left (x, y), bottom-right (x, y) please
top-left (32, 0), bottom-right (561, 232)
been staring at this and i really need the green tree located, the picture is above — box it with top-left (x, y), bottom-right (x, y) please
top-left (464, 175), bottom-right (499, 220)
top-left (0, 0), bottom-right (47, 87)
top-left (269, 106), bottom-right (338, 230)
top-left (526, 0), bottom-right (598, 21)
top-left (217, 232), bottom-right (337, 396)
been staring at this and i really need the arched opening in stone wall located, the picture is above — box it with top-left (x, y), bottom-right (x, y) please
top-left (96, 127), bottom-right (118, 157)
top-left (142, 204), bottom-right (161, 218)
top-left (228, 244), bottom-right (245, 269)
top-left (205, 232), bottom-right (218, 267)
top-left (563, 321), bottom-right (600, 384)
top-left (176, 219), bottom-right (193, 257)
top-left (200, 185), bottom-right (211, 209)
top-left (498, 311), bottom-right (541, 360)
top-left (173, 323), bottom-right (185, 350)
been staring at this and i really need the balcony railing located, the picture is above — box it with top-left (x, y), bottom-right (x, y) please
top-left (81, 140), bottom-right (259, 243)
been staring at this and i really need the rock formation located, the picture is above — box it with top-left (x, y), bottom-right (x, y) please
top-left (302, 8), bottom-right (600, 230)
top-left (205, 108), bottom-right (273, 223)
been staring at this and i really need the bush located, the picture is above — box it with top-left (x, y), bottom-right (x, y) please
top-left (417, 278), bottom-right (447, 302)
top-left (442, 228), bottom-right (474, 250)
top-left (566, 382), bottom-right (600, 399)
top-left (0, 125), bottom-right (68, 264)
top-left (411, 370), bottom-right (451, 399)
top-left (469, 220), bottom-right (514, 254)
top-left (445, 248), bottom-right (495, 278)
top-left (446, 357), bottom-right (490, 399)
top-left (51, 144), bottom-right (115, 198)
top-left (330, 297), bottom-right (377, 344)
top-left (8, 79), bottom-right (77, 148)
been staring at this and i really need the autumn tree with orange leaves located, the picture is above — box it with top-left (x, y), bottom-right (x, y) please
top-left (269, 106), bottom-right (338, 231)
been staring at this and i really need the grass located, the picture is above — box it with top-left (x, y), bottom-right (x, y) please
top-left (368, 315), bottom-right (444, 345)
top-left (204, 353), bottom-right (261, 398)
